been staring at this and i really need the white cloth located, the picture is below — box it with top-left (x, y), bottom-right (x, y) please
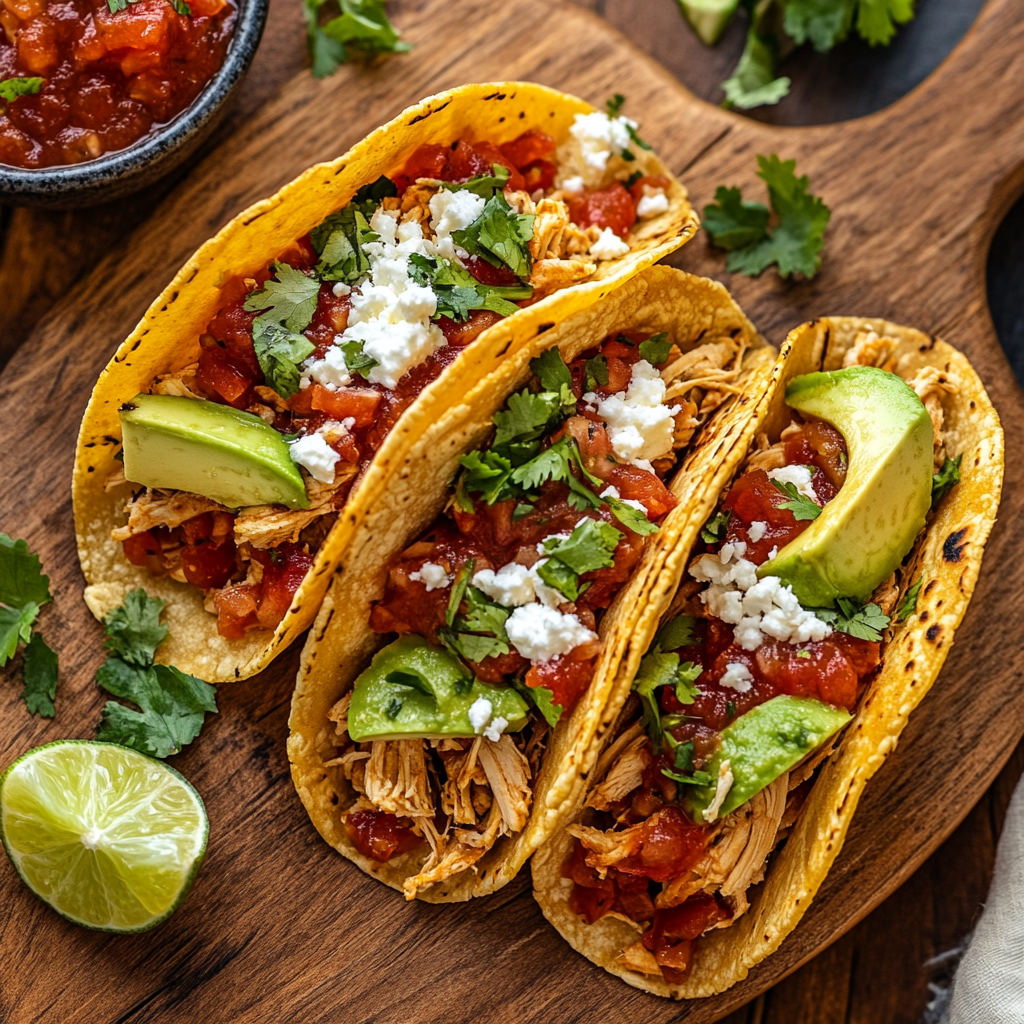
top-left (947, 775), bottom-right (1024, 1023)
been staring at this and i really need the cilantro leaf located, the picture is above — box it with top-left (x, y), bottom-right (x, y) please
top-left (493, 389), bottom-right (565, 447)
top-left (96, 661), bottom-right (218, 759)
top-left (445, 560), bottom-right (474, 627)
top-left (605, 496), bottom-right (658, 536)
top-left (460, 450), bottom-right (513, 504)
top-left (662, 766), bottom-right (713, 787)
top-left (816, 598), bottom-right (890, 642)
top-left (638, 333), bottom-right (672, 366)
top-left (443, 163), bottom-right (510, 198)
top-left (458, 587), bottom-right (510, 641)
top-left (856, 0), bottom-right (914, 46)
top-left (674, 661), bottom-right (703, 705)
top-left (252, 320), bottom-right (317, 398)
top-left (530, 347), bottom-right (573, 393)
top-left (0, 603), bottom-right (38, 667)
top-left (632, 651), bottom-right (679, 752)
top-left (585, 356), bottom-right (609, 392)
top-left (931, 454), bottom-right (962, 509)
top-left (453, 192), bottom-right (534, 279)
top-left (659, 739), bottom-right (711, 786)
top-left (896, 577), bottom-right (923, 622)
top-left (102, 588), bottom-right (167, 667)
top-left (244, 262), bottom-right (322, 333)
top-left (338, 338), bottom-right (378, 379)
top-left (0, 534), bottom-right (51, 610)
top-left (708, 155), bottom-right (831, 280)
top-left (783, 0), bottom-right (855, 52)
top-left (700, 510), bottom-right (732, 545)
top-left (408, 252), bottom-right (531, 322)
top-left (535, 557), bottom-right (587, 602)
top-left (512, 502), bottom-right (534, 521)
top-left (771, 478), bottom-right (822, 521)
top-left (702, 187), bottom-right (770, 250)
top-left (722, 22), bottom-right (791, 111)
top-left (603, 93), bottom-right (650, 152)
top-left (0, 77), bottom-right (43, 104)
top-left (544, 518), bottom-right (622, 575)
top-left (446, 632), bottom-right (508, 663)
top-left (312, 206), bottom-right (376, 283)
top-left (653, 614), bottom-right (699, 653)
top-left (305, 0), bottom-right (411, 79)
top-left (518, 682), bottom-right (563, 729)
top-left (22, 632), bottom-right (58, 718)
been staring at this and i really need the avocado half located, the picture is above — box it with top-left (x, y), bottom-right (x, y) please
top-left (759, 366), bottom-right (933, 608)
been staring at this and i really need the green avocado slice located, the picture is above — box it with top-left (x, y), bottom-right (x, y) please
top-left (119, 393), bottom-right (309, 510)
top-left (682, 695), bottom-right (851, 824)
top-left (758, 366), bottom-right (933, 607)
top-left (676, 0), bottom-right (741, 45)
top-left (347, 635), bottom-right (530, 742)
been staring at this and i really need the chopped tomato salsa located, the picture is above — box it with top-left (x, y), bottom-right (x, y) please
top-left (345, 809), bottom-right (423, 863)
top-left (0, 0), bottom-right (236, 168)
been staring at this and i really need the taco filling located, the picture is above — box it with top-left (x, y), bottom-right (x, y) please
top-left (558, 333), bottom-right (963, 984)
top-left (323, 326), bottom-right (752, 898)
top-left (109, 101), bottom-right (675, 641)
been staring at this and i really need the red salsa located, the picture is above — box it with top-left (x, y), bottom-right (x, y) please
top-left (0, 0), bottom-right (235, 168)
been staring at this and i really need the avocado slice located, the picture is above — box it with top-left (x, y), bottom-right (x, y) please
top-left (676, 0), bottom-right (741, 45)
top-left (758, 366), bottom-right (933, 607)
top-left (683, 695), bottom-right (851, 824)
top-left (347, 635), bottom-right (530, 742)
top-left (119, 394), bottom-right (309, 510)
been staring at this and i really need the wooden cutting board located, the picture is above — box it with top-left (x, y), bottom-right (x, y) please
top-left (1, 0), bottom-right (1022, 1020)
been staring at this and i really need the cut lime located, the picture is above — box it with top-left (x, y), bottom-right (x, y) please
top-left (676, 0), bottom-right (741, 45)
top-left (0, 740), bottom-right (208, 932)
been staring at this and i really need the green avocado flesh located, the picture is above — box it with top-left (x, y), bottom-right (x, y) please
top-left (758, 366), bottom-right (933, 607)
top-left (676, 0), bottom-right (740, 45)
top-left (119, 394), bottom-right (309, 510)
top-left (347, 635), bottom-right (530, 742)
top-left (683, 695), bottom-right (851, 824)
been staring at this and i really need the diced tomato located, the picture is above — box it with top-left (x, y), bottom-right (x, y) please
top-left (566, 183), bottom-right (637, 238)
top-left (181, 536), bottom-right (237, 590)
top-left (521, 159), bottom-right (557, 193)
top-left (196, 344), bottom-right (256, 409)
top-left (472, 649), bottom-right (530, 684)
top-left (213, 584), bottom-right (259, 640)
top-left (613, 806), bottom-right (708, 883)
top-left (95, 1), bottom-right (173, 53)
top-left (253, 542), bottom-right (313, 630)
top-left (607, 463), bottom-right (678, 521)
top-left (345, 810), bottom-right (423, 862)
top-left (309, 385), bottom-right (381, 427)
top-left (206, 303), bottom-right (261, 376)
top-left (499, 129), bottom-right (555, 169)
top-left (783, 419), bottom-right (848, 493)
top-left (435, 309), bottom-right (503, 348)
top-left (565, 840), bottom-right (656, 925)
top-left (629, 174), bottom-right (672, 204)
top-left (721, 468), bottom-right (815, 564)
top-left (525, 652), bottom-right (595, 714)
top-left (463, 255), bottom-right (519, 287)
top-left (392, 143), bottom-right (451, 192)
top-left (641, 894), bottom-right (732, 983)
top-left (121, 530), bottom-right (167, 577)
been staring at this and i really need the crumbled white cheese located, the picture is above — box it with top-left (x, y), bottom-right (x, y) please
top-left (557, 110), bottom-right (636, 187)
top-left (505, 603), bottom-right (597, 662)
top-left (331, 282), bottom-right (352, 297)
top-left (468, 697), bottom-right (493, 734)
top-left (589, 226), bottom-right (631, 261)
top-left (689, 543), bottom-right (833, 651)
top-left (702, 759), bottom-right (734, 823)
top-left (599, 484), bottom-right (646, 513)
top-left (720, 662), bottom-right (754, 693)
top-left (593, 359), bottom-right (680, 471)
top-left (338, 207), bottom-right (446, 389)
top-left (409, 561), bottom-right (451, 592)
top-left (561, 175), bottom-right (585, 194)
top-left (301, 344), bottom-right (352, 391)
top-left (636, 190), bottom-right (669, 218)
top-left (748, 520), bottom-right (767, 543)
top-left (288, 432), bottom-right (340, 484)
top-left (767, 464), bottom-right (818, 502)
top-left (473, 559), bottom-right (563, 609)
top-left (429, 188), bottom-right (485, 263)
top-left (482, 716), bottom-right (509, 743)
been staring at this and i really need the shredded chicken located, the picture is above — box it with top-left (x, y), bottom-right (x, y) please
top-left (476, 734), bottom-right (533, 834)
top-left (111, 489), bottom-right (227, 541)
top-left (152, 364), bottom-right (203, 400)
top-left (363, 740), bottom-right (434, 818)
top-left (619, 941), bottom-right (662, 976)
top-left (843, 329), bottom-right (897, 372)
top-left (586, 734), bottom-right (651, 812)
top-left (907, 366), bottom-right (960, 469)
top-left (439, 738), bottom-right (488, 825)
top-left (529, 257), bottom-right (597, 300)
top-left (529, 198), bottom-right (593, 261)
top-left (871, 572), bottom-right (900, 617)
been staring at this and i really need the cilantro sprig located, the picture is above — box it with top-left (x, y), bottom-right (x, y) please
top-left (815, 597), bottom-right (890, 642)
top-left (0, 77), bottom-right (44, 104)
top-left (604, 94), bottom-right (651, 159)
top-left (896, 577), bottom-right (923, 622)
top-left (704, 154), bottom-right (831, 280)
top-left (95, 590), bottom-right (218, 758)
top-left (304, 0), bottom-right (411, 80)
top-left (771, 475), bottom-right (822, 520)
top-left (452, 191), bottom-right (535, 280)
top-left (931, 454), bottom-right (962, 509)
top-left (0, 535), bottom-right (58, 718)
top-left (701, 510), bottom-right (732, 545)
top-left (537, 519), bottom-right (623, 601)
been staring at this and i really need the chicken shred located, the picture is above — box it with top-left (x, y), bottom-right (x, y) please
top-left (843, 329), bottom-right (897, 373)
top-left (476, 734), bottom-right (533, 834)
top-left (907, 365), bottom-right (960, 469)
top-left (111, 489), bottom-right (226, 541)
top-left (529, 198), bottom-right (593, 261)
top-left (586, 734), bottom-right (651, 812)
top-left (363, 740), bottom-right (434, 819)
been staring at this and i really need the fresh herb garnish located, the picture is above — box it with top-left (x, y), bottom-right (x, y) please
top-left (633, 648), bottom-right (703, 753)
top-left (638, 332), bottom-right (672, 366)
top-left (896, 577), bottom-right (923, 622)
top-left (252, 322), bottom-right (317, 398)
top-left (457, 586), bottom-right (511, 642)
top-left (452, 191), bottom-right (535, 279)
top-left (771, 477), bottom-right (822, 521)
top-left (408, 253), bottom-right (531, 322)
top-left (513, 679), bottom-right (564, 729)
top-left (816, 598), bottom-right (890, 642)
top-left (304, 0), bottom-right (411, 79)
top-left (701, 509), bottom-right (732, 545)
top-left (445, 560), bottom-right (474, 627)
top-left (512, 502), bottom-right (534, 521)
top-left (584, 356), bottom-right (609, 392)
top-left (338, 338), bottom-right (378, 378)
top-left (0, 77), bottom-right (44, 104)
top-left (384, 669), bottom-right (434, 697)
top-left (722, 14), bottom-right (790, 111)
top-left (931, 454), bottom-right (962, 509)
top-left (726, 700), bottom-right (736, 717)
top-left (652, 614), bottom-right (699, 653)
top-left (385, 695), bottom-right (403, 719)
top-left (536, 519), bottom-right (623, 600)
top-left (107, 0), bottom-right (190, 15)
top-left (604, 495), bottom-right (658, 536)
top-left (661, 739), bottom-right (712, 786)
top-left (704, 154), bottom-right (831, 280)
top-left (673, 661), bottom-right (703, 705)
top-left (604, 93), bottom-right (651, 154)
top-left (442, 163), bottom-right (510, 198)
top-left (0, 535), bottom-right (58, 718)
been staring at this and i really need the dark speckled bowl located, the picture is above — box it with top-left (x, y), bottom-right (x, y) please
top-left (0, 0), bottom-right (268, 208)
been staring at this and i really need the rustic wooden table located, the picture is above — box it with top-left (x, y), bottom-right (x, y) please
top-left (1, 2), bottom-right (1021, 1022)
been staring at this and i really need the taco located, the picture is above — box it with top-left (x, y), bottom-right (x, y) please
top-left (532, 316), bottom-right (1003, 996)
top-left (288, 266), bottom-right (777, 901)
top-left (73, 82), bottom-right (698, 682)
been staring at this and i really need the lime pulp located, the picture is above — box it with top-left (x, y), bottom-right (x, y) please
top-left (0, 740), bottom-right (208, 932)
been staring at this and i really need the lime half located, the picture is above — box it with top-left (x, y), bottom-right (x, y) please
top-left (1, 741), bottom-right (208, 932)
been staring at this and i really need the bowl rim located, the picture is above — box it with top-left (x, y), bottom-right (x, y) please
top-left (0, 0), bottom-right (269, 191)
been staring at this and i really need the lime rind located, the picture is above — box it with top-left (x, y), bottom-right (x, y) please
top-left (0, 740), bottom-right (208, 933)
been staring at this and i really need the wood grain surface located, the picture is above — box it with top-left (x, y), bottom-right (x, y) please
top-left (1, 1), bottom-right (1022, 1022)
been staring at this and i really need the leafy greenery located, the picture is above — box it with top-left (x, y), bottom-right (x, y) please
top-left (95, 590), bottom-right (217, 759)
top-left (722, 17), bottom-right (791, 110)
top-left (537, 519), bottom-right (623, 601)
top-left (700, 509), bottom-right (733, 545)
top-left (252, 321), bottom-right (316, 398)
top-left (704, 154), bottom-right (831, 280)
top-left (0, 535), bottom-right (57, 717)
top-left (816, 597), bottom-right (890, 642)
top-left (653, 614), bottom-right (699, 653)
top-left (584, 356), bottom-right (609, 391)
top-left (662, 739), bottom-right (713, 786)
top-left (0, 77), bottom-right (44, 104)
top-left (408, 253), bottom-right (530, 323)
top-left (638, 333), bottom-right (673, 366)
top-left (304, 0), bottom-right (411, 79)
top-left (106, 0), bottom-right (190, 15)
top-left (931, 454), bottom-right (962, 509)
top-left (896, 577), bottom-right (923, 622)
top-left (452, 191), bottom-right (535, 280)
top-left (605, 496), bottom-right (659, 536)
top-left (771, 476), bottom-right (823, 520)
top-left (445, 561), bottom-right (474, 627)
top-left (604, 94), bottom-right (652, 155)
